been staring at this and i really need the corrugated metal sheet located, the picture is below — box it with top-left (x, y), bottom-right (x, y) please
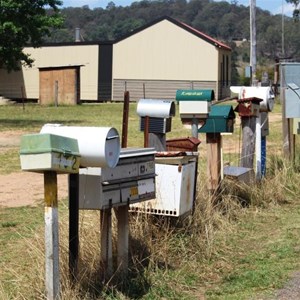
top-left (112, 79), bottom-right (217, 101)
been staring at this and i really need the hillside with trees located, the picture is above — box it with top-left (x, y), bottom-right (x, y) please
top-left (44, 0), bottom-right (300, 84)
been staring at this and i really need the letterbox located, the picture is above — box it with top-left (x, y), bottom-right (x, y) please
top-left (198, 105), bottom-right (236, 133)
top-left (166, 137), bottom-right (201, 152)
top-left (294, 118), bottom-right (300, 135)
top-left (281, 63), bottom-right (300, 118)
top-left (130, 152), bottom-right (198, 217)
top-left (20, 133), bottom-right (80, 173)
top-left (176, 89), bottom-right (214, 121)
top-left (137, 99), bottom-right (175, 133)
top-left (235, 97), bottom-right (262, 117)
top-left (40, 124), bottom-right (120, 168)
top-left (230, 86), bottom-right (275, 112)
top-left (78, 148), bottom-right (156, 210)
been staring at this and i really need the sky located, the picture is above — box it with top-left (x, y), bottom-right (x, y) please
top-left (61, 0), bottom-right (295, 16)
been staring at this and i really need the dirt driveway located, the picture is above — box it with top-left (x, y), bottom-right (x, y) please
top-left (0, 130), bottom-right (68, 207)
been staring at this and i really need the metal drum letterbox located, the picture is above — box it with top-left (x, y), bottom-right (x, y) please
top-left (231, 86), bottom-right (275, 112)
top-left (176, 89), bottom-right (214, 121)
top-left (130, 152), bottom-right (198, 217)
top-left (79, 148), bottom-right (156, 210)
top-left (137, 99), bottom-right (175, 133)
top-left (40, 124), bottom-right (120, 168)
top-left (20, 133), bottom-right (80, 173)
top-left (198, 105), bottom-right (236, 133)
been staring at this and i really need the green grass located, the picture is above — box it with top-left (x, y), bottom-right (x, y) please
top-left (1, 102), bottom-right (300, 299)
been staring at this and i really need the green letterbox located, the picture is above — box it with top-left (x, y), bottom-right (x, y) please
top-left (198, 105), bottom-right (236, 133)
top-left (176, 89), bottom-right (214, 119)
top-left (20, 133), bottom-right (80, 173)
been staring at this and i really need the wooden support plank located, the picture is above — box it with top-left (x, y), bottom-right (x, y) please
top-left (115, 205), bottom-right (129, 273)
top-left (240, 117), bottom-right (256, 168)
top-left (44, 171), bottom-right (60, 300)
top-left (144, 116), bottom-right (149, 148)
top-left (100, 208), bottom-right (113, 281)
top-left (69, 173), bottom-right (79, 281)
top-left (206, 133), bottom-right (222, 192)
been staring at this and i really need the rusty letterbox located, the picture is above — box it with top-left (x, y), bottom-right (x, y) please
top-left (235, 97), bottom-right (262, 117)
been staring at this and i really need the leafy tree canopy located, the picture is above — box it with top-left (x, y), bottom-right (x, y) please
top-left (0, 0), bottom-right (63, 71)
top-left (286, 0), bottom-right (300, 21)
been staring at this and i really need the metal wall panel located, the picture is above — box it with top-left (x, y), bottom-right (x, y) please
top-left (112, 79), bottom-right (216, 101)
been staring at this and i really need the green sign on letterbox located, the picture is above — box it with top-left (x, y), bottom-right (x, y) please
top-left (176, 89), bottom-right (214, 101)
top-left (198, 105), bottom-right (236, 133)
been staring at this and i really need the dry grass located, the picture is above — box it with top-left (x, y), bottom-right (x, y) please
top-left (1, 102), bottom-right (300, 299)
top-left (2, 157), bottom-right (299, 299)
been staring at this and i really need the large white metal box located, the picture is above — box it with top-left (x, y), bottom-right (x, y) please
top-left (20, 133), bottom-right (80, 173)
top-left (130, 153), bottom-right (198, 217)
top-left (281, 63), bottom-right (300, 118)
top-left (79, 148), bottom-right (156, 210)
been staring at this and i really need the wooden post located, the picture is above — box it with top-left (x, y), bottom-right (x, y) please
top-left (100, 208), bottom-right (113, 281)
top-left (206, 133), bottom-right (222, 192)
top-left (121, 91), bottom-right (130, 148)
top-left (115, 205), bottom-right (129, 273)
top-left (21, 86), bottom-right (25, 111)
top-left (69, 173), bottom-right (79, 281)
top-left (240, 117), bottom-right (256, 168)
top-left (54, 81), bottom-right (58, 107)
top-left (144, 116), bottom-right (149, 148)
top-left (44, 171), bottom-right (60, 300)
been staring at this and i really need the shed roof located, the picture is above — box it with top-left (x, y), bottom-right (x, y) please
top-left (115, 16), bottom-right (231, 51)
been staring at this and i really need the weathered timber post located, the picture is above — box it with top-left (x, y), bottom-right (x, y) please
top-left (241, 117), bottom-right (256, 168)
top-left (44, 171), bottom-right (60, 300)
top-left (206, 133), bottom-right (222, 192)
top-left (115, 206), bottom-right (129, 272)
top-left (100, 208), bottom-right (113, 281)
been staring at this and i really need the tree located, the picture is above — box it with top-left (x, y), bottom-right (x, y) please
top-left (0, 0), bottom-right (63, 71)
top-left (286, 0), bottom-right (300, 21)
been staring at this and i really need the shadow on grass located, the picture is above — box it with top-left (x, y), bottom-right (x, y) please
top-left (73, 235), bottom-right (172, 299)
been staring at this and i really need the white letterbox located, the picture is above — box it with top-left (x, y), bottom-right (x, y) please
top-left (130, 152), bottom-right (198, 217)
top-left (79, 148), bottom-right (156, 210)
top-left (40, 124), bottom-right (120, 168)
top-left (176, 89), bottom-right (214, 121)
top-left (230, 86), bottom-right (275, 112)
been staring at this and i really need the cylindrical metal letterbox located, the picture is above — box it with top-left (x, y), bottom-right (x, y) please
top-left (231, 86), bottom-right (274, 112)
top-left (136, 99), bottom-right (175, 118)
top-left (40, 124), bottom-right (120, 168)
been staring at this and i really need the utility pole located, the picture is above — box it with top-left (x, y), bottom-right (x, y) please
top-left (250, 0), bottom-right (257, 86)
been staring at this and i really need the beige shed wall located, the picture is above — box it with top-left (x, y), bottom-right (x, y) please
top-left (0, 45), bottom-right (99, 101)
top-left (113, 19), bottom-right (219, 82)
